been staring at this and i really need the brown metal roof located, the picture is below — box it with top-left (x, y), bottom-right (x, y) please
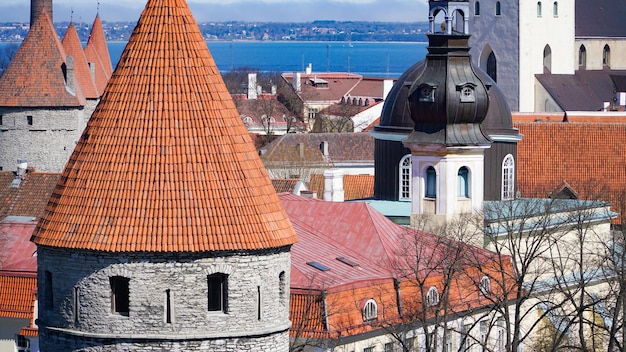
top-left (0, 13), bottom-right (85, 107)
top-left (31, 0), bottom-right (297, 252)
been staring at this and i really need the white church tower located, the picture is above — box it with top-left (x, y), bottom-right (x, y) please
top-left (468, 0), bottom-right (575, 112)
top-left (403, 0), bottom-right (492, 236)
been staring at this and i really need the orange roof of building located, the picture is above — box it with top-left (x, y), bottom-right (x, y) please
top-left (309, 173), bottom-right (374, 201)
top-left (0, 171), bottom-right (60, 220)
top-left (62, 22), bottom-right (99, 99)
top-left (0, 273), bottom-right (37, 320)
top-left (516, 122), bottom-right (626, 223)
top-left (0, 13), bottom-right (85, 107)
top-left (31, 0), bottom-right (297, 252)
top-left (84, 14), bottom-right (113, 94)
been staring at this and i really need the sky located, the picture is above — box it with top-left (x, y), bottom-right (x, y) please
top-left (0, 0), bottom-right (429, 23)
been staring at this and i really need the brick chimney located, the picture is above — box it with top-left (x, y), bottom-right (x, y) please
top-left (31, 0), bottom-right (53, 25)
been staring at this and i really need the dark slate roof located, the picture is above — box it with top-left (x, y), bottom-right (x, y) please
top-left (576, 0), bottom-right (626, 37)
top-left (536, 70), bottom-right (626, 111)
top-left (261, 132), bottom-right (375, 164)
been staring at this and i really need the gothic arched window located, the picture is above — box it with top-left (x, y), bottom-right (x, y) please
top-left (425, 166), bottom-right (437, 198)
top-left (502, 154), bottom-right (515, 200)
top-left (495, 1), bottom-right (501, 15)
top-left (537, 1), bottom-right (542, 16)
top-left (578, 45), bottom-right (587, 69)
top-left (475, 1), bottom-right (480, 15)
top-left (487, 52), bottom-right (497, 82)
top-left (553, 1), bottom-right (558, 16)
top-left (399, 155), bottom-right (412, 201)
top-left (427, 287), bottom-right (439, 306)
top-left (603, 44), bottom-right (611, 67)
top-left (543, 45), bottom-right (552, 72)
top-left (457, 167), bottom-right (470, 198)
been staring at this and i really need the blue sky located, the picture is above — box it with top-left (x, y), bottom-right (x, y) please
top-left (0, 0), bottom-right (429, 23)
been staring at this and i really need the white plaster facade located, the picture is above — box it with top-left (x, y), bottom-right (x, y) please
top-left (576, 38), bottom-right (626, 70)
top-left (469, 0), bottom-right (576, 112)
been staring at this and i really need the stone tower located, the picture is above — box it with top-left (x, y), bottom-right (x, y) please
top-left (31, 0), bottom-right (297, 350)
top-left (0, 0), bottom-right (111, 172)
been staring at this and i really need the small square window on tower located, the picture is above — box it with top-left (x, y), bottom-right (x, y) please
top-left (27, 115), bottom-right (33, 125)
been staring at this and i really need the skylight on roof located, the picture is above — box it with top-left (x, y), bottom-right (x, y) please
top-left (336, 256), bottom-right (359, 267)
top-left (307, 261), bottom-right (330, 271)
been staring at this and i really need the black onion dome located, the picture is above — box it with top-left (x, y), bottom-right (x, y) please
top-left (375, 35), bottom-right (517, 141)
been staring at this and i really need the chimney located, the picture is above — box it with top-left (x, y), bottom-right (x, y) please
top-left (248, 73), bottom-right (258, 100)
top-left (298, 142), bottom-right (305, 158)
top-left (11, 159), bottom-right (28, 188)
top-left (65, 56), bottom-right (76, 94)
top-left (306, 63), bottom-right (312, 75)
top-left (292, 72), bottom-right (302, 92)
top-left (300, 190), bottom-right (318, 199)
top-left (31, 0), bottom-right (53, 25)
top-left (383, 79), bottom-right (394, 100)
top-left (271, 85), bottom-right (277, 96)
top-left (323, 169), bottom-right (344, 202)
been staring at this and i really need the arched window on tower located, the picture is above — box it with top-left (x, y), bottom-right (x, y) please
top-left (475, 1), bottom-right (480, 15)
top-left (603, 44), bottom-right (611, 68)
top-left (543, 45), bottom-right (552, 72)
top-left (537, 1), bottom-right (542, 16)
top-left (487, 51), bottom-right (497, 82)
top-left (553, 1), bottom-right (558, 17)
top-left (501, 154), bottom-right (515, 200)
top-left (457, 167), bottom-right (470, 198)
top-left (495, 1), bottom-right (501, 16)
top-left (399, 155), bottom-right (412, 201)
top-left (578, 45), bottom-right (587, 69)
top-left (425, 166), bottom-right (437, 198)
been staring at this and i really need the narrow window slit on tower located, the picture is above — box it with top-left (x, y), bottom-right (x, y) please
top-left (165, 289), bottom-right (172, 323)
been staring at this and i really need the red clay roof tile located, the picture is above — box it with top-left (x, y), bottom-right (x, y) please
top-left (0, 13), bottom-right (85, 107)
top-left (0, 274), bottom-right (37, 320)
top-left (31, 0), bottom-right (297, 252)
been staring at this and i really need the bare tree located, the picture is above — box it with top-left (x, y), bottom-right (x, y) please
top-left (313, 102), bottom-right (360, 133)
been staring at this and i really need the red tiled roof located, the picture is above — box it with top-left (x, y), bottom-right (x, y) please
top-left (282, 73), bottom-right (364, 103)
top-left (516, 122), bottom-right (626, 223)
top-left (308, 173), bottom-right (374, 201)
top-left (0, 273), bottom-right (37, 320)
top-left (272, 178), bottom-right (301, 194)
top-left (84, 15), bottom-right (113, 94)
top-left (62, 22), bottom-right (99, 99)
top-left (31, 0), bottom-right (297, 252)
top-left (0, 171), bottom-right (60, 220)
top-left (0, 217), bottom-right (38, 272)
top-left (0, 13), bottom-right (85, 107)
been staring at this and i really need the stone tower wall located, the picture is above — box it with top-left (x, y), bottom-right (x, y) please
top-left (0, 102), bottom-right (95, 172)
top-left (37, 246), bottom-right (292, 351)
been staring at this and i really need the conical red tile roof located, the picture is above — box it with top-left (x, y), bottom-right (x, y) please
top-left (0, 13), bottom-right (85, 107)
top-left (32, 0), bottom-right (298, 253)
top-left (84, 14), bottom-right (112, 94)
top-left (62, 22), bottom-right (99, 99)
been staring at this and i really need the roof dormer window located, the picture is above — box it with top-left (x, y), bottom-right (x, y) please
top-left (457, 83), bottom-right (477, 103)
top-left (418, 84), bottom-right (437, 103)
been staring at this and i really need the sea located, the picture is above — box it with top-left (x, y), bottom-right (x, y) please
top-left (1, 41), bottom-right (428, 78)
